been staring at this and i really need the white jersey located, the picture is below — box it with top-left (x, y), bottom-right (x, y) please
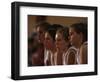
top-left (63, 46), bottom-right (80, 65)
top-left (44, 49), bottom-right (49, 65)
top-left (44, 49), bottom-right (55, 65)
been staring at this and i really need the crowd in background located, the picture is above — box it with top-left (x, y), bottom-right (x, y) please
top-left (28, 22), bottom-right (87, 66)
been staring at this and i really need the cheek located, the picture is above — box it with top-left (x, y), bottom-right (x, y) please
top-left (70, 36), bottom-right (73, 42)
top-left (71, 34), bottom-right (76, 40)
top-left (45, 40), bottom-right (51, 48)
top-left (70, 35), bottom-right (76, 44)
top-left (47, 41), bottom-right (51, 46)
top-left (56, 41), bottom-right (63, 48)
top-left (71, 34), bottom-right (80, 44)
top-left (60, 41), bottom-right (64, 45)
top-left (39, 35), bottom-right (43, 42)
top-left (55, 41), bottom-right (59, 48)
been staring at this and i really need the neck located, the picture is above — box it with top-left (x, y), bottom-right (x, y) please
top-left (57, 46), bottom-right (68, 54)
top-left (63, 46), bottom-right (68, 53)
top-left (49, 44), bottom-right (56, 53)
top-left (75, 41), bottom-right (82, 48)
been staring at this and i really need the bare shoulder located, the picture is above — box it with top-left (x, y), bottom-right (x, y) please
top-left (80, 42), bottom-right (88, 64)
top-left (80, 42), bottom-right (87, 53)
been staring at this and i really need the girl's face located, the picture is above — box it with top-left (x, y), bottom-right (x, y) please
top-left (44, 32), bottom-right (53, 49)
top-left (37, 26), bottom-right (45, 44)
top-left (69, 28), bottom-right (81, 47)
top-left (55, 32), bottom-right (66, 50)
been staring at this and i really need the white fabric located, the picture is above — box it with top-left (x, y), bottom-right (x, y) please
top-left (63, 46), bottom-right (80, 65)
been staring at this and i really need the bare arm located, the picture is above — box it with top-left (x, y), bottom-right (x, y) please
top-left (79, 45), bottom-right (87, 64)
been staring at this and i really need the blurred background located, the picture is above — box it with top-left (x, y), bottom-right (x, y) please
top-left (28, 15), bottom-right (87, 37)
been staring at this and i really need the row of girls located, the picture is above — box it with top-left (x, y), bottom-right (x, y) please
top-left (28, 22), bottom-right (87, 66)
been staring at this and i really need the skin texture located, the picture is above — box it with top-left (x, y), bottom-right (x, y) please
top-left (79, 44), bottom-right (87, 64)
top-left (55, 32), bottom-right (67, 65)
top-left (36, 26), bottom-right (45, 44)
top-left (44, 32), bottom-right (56, 65)
top-left (69, 27), bottom-right (87, 64)
top-left (44, 32), bottom-right (54, 50)
top-left (69, 28), bottom-right (82, 48)
top-left (55, 33), bottom-right (66, 51)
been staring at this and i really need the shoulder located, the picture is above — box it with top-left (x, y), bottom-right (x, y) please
top-left (67, 46), bottom-right (77, 54)
top-left (79, 41), bottom-right (88, 64)
top-left (82, 41), bottom-right (88, 47)
top-left (80, 42), bottom-right (88, 50)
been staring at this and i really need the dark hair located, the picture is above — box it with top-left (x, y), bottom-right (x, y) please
top-left (56, 27), bottom-right (69, 41)
top-left (71, 23), bottom-right (87, 42)
top-left (46, 24), bottom-right (64, 41)
top-left (28, 37), bottom-right (34, 45)
top-left (52, 24), bottom-right (64, 31)
top-left (35, 22), bottom-right (51, 31)
top-left (46, 27), bottom-right (56, 41)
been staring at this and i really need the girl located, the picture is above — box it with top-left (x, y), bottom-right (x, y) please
top-left (69, 23), bottom-right (87, 64)
top-left (55, 27), bottom-right (77, 65)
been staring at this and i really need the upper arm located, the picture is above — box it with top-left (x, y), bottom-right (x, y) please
top-left (80, 45), bottom-right (87, 64)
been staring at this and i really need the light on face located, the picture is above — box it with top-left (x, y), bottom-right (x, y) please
top-left (55, 33), bottom-right (62, 42)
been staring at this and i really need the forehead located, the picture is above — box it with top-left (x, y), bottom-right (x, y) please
top-left (45, 32), bottom-right (50, 37)
top-left (69, 27), bottom-right (76, 33)
top-left (37, 26), bottom-right (44, 31)
top-left (55, 32), bottom-right (63, 39)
